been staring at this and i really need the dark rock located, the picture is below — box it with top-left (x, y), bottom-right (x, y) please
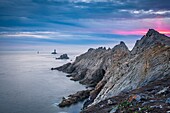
top-left (66, 74), bottom-right (72, 77)
top-left (51, 63), bottom-right (71, 71)
top-left (80, 68), bottom-right (105, 86)
top-left (51, 49), bottom-right (57, 54)
top-left (58, 90), bottom-right (91, 107)
top-left (56, 54), bottom-right (69, 59)
top-left (88, 48), bottom-right (94, 52)
top-left (70, 68), bottom-right (87, 81)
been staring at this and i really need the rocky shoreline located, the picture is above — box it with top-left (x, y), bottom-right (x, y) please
top-left (58, 89), bottom-right (91, 107)
top-left (52, 29), bottom-right (170, 112)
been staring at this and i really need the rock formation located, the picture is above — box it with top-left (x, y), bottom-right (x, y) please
top-left (58, 89), bottom-right (91, 107)
top-left (91, 29), bottom-right (170, 106)
top-left (56, 54), bottom-right (69, 59)
top-left (55, 42), bottom-right (130, 87)
top-left (52, 29), bottom-right (170, 112)
top-left (51, 49), bottom-right (57, 54)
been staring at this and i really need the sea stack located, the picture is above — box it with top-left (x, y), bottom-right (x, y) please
top-left (51, 49), bottom-right (57, 54)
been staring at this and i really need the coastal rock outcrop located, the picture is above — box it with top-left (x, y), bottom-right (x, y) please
top-left (58, 90), bottom-right (91, 107)
top-left (51, 49), bottom-right (57, 54)
top-left (52, 29), bottom-right (170, 111)
top-left (56, 54), bottom-right (69, 59)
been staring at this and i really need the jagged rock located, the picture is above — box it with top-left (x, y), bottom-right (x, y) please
top-left (58, 90), bottom-right (91, 107)
top-left (131, 29), bottom-right (170, 55)
top-left (88, 48), bottom-right (94, 52)
top-left (55, 41), bottom-right (130, 86)
top-left (92, 29), bottom-right (170, 105)
top-left (51, 63), bottom-right (71, 71)
top-left (56, 54), bottom-right (69, 59)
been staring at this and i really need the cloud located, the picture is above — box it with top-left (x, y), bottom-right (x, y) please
top-left (112, 29), bottom-right (170, 35)
top-left (0, 31), bottom-right (120, 42)
top-left (0, 0), bottom-right (170, 48)
top-left (120, 9), bottom-right (170, 15)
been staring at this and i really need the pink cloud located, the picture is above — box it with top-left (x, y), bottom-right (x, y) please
top-left (112, 29), bottom-right (147, 35)
top-left (112, 29), bottom-right (170, 36)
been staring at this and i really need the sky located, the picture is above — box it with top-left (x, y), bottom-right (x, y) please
top-left (0, 0), bottom-right (170, 51)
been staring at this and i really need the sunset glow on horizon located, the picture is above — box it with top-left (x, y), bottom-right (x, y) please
top-left (112, 29), bottom-right (170, 36)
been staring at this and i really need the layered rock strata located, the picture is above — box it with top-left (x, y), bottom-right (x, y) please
top-left (81, 76), bottom-right (170, 113)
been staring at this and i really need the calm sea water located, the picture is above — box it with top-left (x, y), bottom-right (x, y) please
top-left (0, 51), bottom-right (86, 113)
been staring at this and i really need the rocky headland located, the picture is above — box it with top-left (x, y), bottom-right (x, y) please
top-left (52, 29), bottom-right (170, 112)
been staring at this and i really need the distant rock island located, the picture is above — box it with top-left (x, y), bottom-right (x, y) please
top-left (56, 54), bottom-right (69, 59)
top-left (52, 29), bottom-right (170, 112)
top-left (51, 49), bottom-right (57, 54)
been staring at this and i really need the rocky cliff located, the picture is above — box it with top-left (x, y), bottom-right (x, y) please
top-left (91, 29), bottom-right (170, 106)
top-left (55, 41), bottom-right (130, 87)
top-left (53, 29), bottom-right (170, 112)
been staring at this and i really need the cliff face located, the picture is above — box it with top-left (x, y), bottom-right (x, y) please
top-left (56, 41), bottom-right (130, 87)
top-left (54, 29), bottom-right (170, 109)
top-left (92, 29), bottom-right (170, 105)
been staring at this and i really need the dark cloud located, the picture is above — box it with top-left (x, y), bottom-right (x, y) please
top-left (0, 0), bottom-right (170, 31)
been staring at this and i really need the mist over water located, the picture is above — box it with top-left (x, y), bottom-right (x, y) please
top-left (0, 50), bottom-right (86, 113)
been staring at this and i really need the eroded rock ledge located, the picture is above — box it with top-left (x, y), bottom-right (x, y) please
top-left (58, 89), bottom-right (91, 107)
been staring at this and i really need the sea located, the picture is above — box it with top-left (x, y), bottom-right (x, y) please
top-left (0, 50), bottom-right (86, 113)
